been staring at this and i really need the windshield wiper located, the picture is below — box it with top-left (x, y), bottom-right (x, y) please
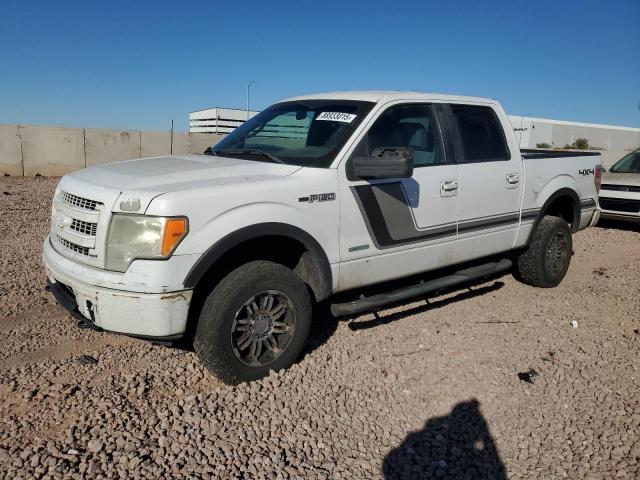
top-left (214, 148), bottom-right (286, 164)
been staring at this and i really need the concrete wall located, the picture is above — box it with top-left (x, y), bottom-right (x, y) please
top-left (0, 123), bottom-right (631, 175)
top-left (0, 125), bottom-right (23, 176)
top-left (21, 126), bottom-right (85, 176)
top-left (85, 129), bottom-right (140, 167)
top-left (190, 132), bottom-right (225, 154)
top-left (4, 122), bottom-right (629, 175)
top-left (0, 124), bottom-right (226, 176)
top-left (141, 132), bottom-right (190, 157)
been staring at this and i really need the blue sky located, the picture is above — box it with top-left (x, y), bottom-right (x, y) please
top-left (1, 0), bottom-right (638, 132)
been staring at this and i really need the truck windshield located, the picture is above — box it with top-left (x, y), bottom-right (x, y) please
top-left (610, 152), bottom-right (640, 173)
top-left (211, 100), bottom-right (374, 168)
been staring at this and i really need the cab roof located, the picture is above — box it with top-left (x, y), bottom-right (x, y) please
top-left (282, 90), bottom-right (499, 106)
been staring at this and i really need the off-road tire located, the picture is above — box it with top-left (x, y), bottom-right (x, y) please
top-left (516, 215), bottom-right (573, 288)
top-left (194, 260), bottom-right (312, 384)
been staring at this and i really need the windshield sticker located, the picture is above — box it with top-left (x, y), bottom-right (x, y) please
top-left (316, 112), bottom-right (357, 123)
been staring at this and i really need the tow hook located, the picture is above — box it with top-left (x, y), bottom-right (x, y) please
top-left (77, 301), bottom-right (103, 331)
top-left (76, 319), bottom-right (103, 332)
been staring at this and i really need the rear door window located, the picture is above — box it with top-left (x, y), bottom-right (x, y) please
top-left (449, 105), bottom-right (510, 163)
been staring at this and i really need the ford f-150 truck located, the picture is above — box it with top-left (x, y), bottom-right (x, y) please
top-left (44, 91), bottom-right (602, 383)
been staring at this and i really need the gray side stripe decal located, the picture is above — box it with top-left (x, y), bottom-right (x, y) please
top-left (352, 183), bottom-right (535, 249)
top-left (351, 184), bottom-right (594, 250)
top-left (457, 212), bottom-right (520, 234)
top-left (371, 183), bottom-right (456, 242)
top-left (351, 184), bottom-right (456, 249)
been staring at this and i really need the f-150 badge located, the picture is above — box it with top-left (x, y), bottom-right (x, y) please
top-left (298, 193), bottom-right (336, 203)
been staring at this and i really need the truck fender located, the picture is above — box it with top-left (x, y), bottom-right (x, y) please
top-left (183, 222), bottom-right (333, 301)
top-left (526, 187), bottom-right (580, 245)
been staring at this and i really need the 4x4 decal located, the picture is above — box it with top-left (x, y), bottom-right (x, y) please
top-left (579, 168), bottom-right (595, 176)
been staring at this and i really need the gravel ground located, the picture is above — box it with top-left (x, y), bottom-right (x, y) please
top-left (0, 176), bottom-right (639, 479)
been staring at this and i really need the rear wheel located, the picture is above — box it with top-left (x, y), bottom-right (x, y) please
top-left (516, 215), bottom-right (573, 288)
top-left (194, 260), bottom-right (312, 384)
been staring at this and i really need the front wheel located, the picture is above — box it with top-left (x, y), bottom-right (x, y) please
top-left (194, 260), bottom-right (312, 384)
top-left (515, 215), bottom-right (573, 288)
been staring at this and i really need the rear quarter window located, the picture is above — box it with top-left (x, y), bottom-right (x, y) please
top-left (450, 105), bottom-right (510, 163)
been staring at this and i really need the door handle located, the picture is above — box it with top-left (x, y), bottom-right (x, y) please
top-left (441, 180), bottom-right (459, 191)
top-left (506, 173), bottom-right (520, 185)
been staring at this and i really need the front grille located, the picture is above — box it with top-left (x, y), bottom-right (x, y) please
top-left (601, 184), bottom-right (640, 193)
top-left (599, 197), bottom-right (640, 213)
top-left (70, 219), bottom-right (98, 236)
top-left (56, 235), bottom-right (93, 257)
top-left (61, 191), bottom-right (102, 211)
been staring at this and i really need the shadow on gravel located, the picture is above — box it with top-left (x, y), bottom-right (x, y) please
top-left (348, 281), bottom-right (505, 331)
top-left (173, 279), bottom-right (504, 360)
top-left (595, 219), bottom-right (640, 233)
top-left (383, 399), bottom-right (507, 480)
top-left (301, 303), bottom-right (340, 358)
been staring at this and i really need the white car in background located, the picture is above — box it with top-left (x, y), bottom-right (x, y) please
top-left (599, 151), bottom-right (640, 222)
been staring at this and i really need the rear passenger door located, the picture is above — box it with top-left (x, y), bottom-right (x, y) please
top-left (337, 103), bottom-right (459, 291)
top-left (445, 104), bottom-right (523, 263)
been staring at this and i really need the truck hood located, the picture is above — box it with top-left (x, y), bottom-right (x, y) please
top-left (69, 154), bottom-right (301, 193)
top-left (63, 154), bottom-right (302, 214)
top-left (602, 171), bottom-right (640, 186)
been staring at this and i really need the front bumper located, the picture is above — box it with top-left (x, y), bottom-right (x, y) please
top-left (600, 211), bottom-right (640, 223)
top-left (598, 192), bottom-right (640, 223)
top-left (43, 236), bottom-right (192, 337)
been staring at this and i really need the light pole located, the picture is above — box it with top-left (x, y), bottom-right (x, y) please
top-left (246, 81), bottom-right (256, 120)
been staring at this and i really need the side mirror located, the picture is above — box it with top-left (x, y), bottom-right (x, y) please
top-left (352, 147), bottom-right (415, 180)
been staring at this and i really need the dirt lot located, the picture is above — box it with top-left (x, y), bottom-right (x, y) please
top-left (1, 176), bottom-right (639, 479)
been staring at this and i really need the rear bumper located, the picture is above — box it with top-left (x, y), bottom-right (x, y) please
top-left (588, 208), bottom-right (601, 227)
top-left (43, 236), bottom-right (192, 337)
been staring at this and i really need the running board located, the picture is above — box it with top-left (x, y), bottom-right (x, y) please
top-left (330, 258), bottom-right (512, 317)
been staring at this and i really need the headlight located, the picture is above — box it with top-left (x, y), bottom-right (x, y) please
top-left (105, 214), bottom-right (188, 272)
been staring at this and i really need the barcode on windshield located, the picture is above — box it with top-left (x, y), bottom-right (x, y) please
top-left (316, 112), bottom-right (357, 123)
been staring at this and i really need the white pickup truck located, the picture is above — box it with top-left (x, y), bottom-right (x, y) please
top-left (44, 91), bottom-right (602, 383)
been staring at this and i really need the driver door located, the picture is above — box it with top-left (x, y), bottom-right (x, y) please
top-left (337, 102), bottom-right (459, 291)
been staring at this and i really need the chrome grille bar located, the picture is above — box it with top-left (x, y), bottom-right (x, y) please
top-left (55, 234), bottom-right (95, 257)
top-left (70, 218), bottom-right (98, 236)
top-left (61, 191), bottom-right (103, 211)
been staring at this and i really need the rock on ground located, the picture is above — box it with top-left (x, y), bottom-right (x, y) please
top-left (0, 176), bottom-right (638, 479)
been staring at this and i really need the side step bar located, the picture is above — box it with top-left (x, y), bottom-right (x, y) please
top-left (330, 258), bottom-right (512, 317)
